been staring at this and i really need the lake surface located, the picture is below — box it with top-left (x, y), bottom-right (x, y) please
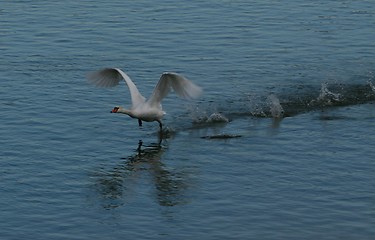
top-left (1, 1), bottom-right (375, 239)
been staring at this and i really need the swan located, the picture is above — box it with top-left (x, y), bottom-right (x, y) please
top-left (87, 68), bottom-right (202, 131)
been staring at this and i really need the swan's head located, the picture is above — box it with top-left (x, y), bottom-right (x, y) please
top-left (110, 106), bottom-right (132, 116)
top-left (110, 106), bottom-right (121, 113)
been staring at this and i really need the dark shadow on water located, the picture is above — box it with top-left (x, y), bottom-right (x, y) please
top-left (90, 138), bottom-right (192, 210)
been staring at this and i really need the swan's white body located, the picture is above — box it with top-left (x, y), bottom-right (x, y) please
top-left (87, 68), bottom-right (202, 130)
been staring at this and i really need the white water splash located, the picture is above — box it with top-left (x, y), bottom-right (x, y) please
top-left (193, 113), bottom-right (229, 124)
top-left (267, 94), bottom-right (284, 118)
top-left (247, 94), bottom-right (267, 117)
top-left (206, 113), bottom-right (229, 123)
top-left (368, 81), bottom-right (375, 93)
top-left (189, 105), bottom-right (229, 124)
top-left (317, 83), bottom-right (341, 104)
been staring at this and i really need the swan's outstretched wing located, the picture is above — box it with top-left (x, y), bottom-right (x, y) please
top-left (87, 68), bottom-right (146, 107)
top-left (147, 72), bottom-right (202, 107)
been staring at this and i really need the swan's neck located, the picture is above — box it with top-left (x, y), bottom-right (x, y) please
top-left (117, 108), bottom-right (133, 116)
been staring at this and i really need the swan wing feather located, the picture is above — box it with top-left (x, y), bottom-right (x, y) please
top-left (87, 68), bottom-right (146, 107)
top-left (148, 72), bottom-right (202, 106)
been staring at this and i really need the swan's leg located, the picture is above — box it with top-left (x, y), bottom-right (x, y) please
top-left (157, 120), bottom-right (163, 139)
top-left (138, 119), bottom-right (142, 127)
top-left (157, 120), bottom-right (163, 131)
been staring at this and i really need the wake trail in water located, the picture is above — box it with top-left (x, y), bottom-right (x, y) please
top-left (189, 82), bottom-right (375, 125)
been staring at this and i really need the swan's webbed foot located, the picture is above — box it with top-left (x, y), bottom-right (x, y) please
top-left (138, 119), bottom-right (142, 127)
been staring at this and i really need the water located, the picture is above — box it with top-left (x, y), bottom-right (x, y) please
top-left (1, 1), bottom-right (375, 239)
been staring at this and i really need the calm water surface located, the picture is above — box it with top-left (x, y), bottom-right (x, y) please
top-left (1, 1), bottom-right (375, 239)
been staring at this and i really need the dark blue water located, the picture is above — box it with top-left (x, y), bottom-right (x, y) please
top-left (1, 1), bottom-right (375, 239)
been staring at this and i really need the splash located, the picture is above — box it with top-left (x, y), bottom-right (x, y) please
top-left (318, 83), bottom-right (341, 102)
top-left (188, 105), bottom-right (229, 124)
top-left (193, 112), bottom-right (229, 124)
top-left (247, 94), bottom-right (267, 117)
top-left (368, 81), bottom-right (375, 93)
top-left (207, 113), bottom-right (229, 123)
top-left (267, 94), bottom-right (284, 118)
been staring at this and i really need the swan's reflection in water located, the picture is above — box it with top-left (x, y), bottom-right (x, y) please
top-left (91, 139), bottom-right (192, 209)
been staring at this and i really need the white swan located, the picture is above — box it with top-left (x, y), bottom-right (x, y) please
top-left (87, 68), bottom-right (202, 130)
